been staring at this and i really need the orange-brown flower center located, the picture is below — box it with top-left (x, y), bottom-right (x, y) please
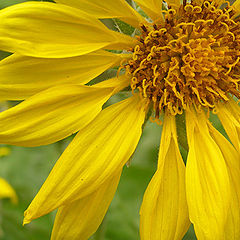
top-left (124, 0), bottom-right (240, 117)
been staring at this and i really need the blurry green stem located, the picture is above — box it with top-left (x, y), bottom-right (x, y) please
top-left (126, 0), bottom-right (134, 7)
top-left (0, 201), bottom-right (3, 238)
top-left (176, 113), bottom-right (189, 152)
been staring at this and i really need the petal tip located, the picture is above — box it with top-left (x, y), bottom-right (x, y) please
top-left (23, 210), bottom-right (32, 226)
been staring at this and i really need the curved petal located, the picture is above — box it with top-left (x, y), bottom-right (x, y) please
top-left (0, 51), bottom-right (128, 100)
top-left (140, 114), bottom-right (190, 240)
top-left (185, 109), bottom-right (231, 240)
top-left (23, 95), bottom-right (147, 224)
top-left (54, 0), bottom-right (145, 28)
top-left (134, 0), bottom-right (163, 22)
top-left (216, 100), bottom-right (240, 152)
top-left (51, 169), bottom-right (122, 240)
top-left (0, 178), bottom-right (18, 204)
top-left (93, 74), bottom-right (131, 94)
top-left (0, 2), bottom-right (136, 58)
top-left (0, 84), bottom-right (119, 147)
top-left (209, 124), bottom-right (240, 240)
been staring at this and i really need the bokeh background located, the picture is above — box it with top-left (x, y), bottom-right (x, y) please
top-left (0, 0), bottom-right (222, 239)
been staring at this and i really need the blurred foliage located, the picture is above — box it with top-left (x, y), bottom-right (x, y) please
top-left (0, 145), bottom-right (58, 240)
top-left (0, 123), bottom-right (198, 240)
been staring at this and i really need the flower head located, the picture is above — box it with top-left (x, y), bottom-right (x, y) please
top-left (0, 177), bottom-right (18, 204)
top-left (0, 145), bottom-right (17, 204)
top-left (126, 1), bottom-right (240, 116)
top-left (0, 0), bottom-right (239, 239)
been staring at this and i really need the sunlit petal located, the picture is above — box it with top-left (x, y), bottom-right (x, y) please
top-left (216, 100), bottom-right (240, 152)
top-left (232, 0), bottom-right (240, 16)
top-left (0, 51), bottom-right (128, 100)
top-left (0, 84), bottom-right (118, 146)
top-left (209, 123), bottom-right (240, 240)
top-left (51, 170), bottom-right (122, 240)
top-left (186, 109), bottom-right (230, 240)
top-left (140, 114), bottom-right (190, 240)
top-left (55, 0), bottom-right (145, 28)
top-left (0, 2), bottom-right (136, 58)
top-left (0, 178), bottom-right (18, 204)
top-left (24, 95), bottom-right (147, 224)
top-left (165, 0), bottom-right (181, 8)
top-left (134, 0), bottom-right (163, 22)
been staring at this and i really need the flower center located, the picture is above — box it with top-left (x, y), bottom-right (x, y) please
top-left (124, 0), bottom-right (240, 117)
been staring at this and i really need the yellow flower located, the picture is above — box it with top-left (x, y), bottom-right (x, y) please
top-left (0, 0), bottom-right (239, 239)
top-left (0, 146), bottom-right (10, 157)
top-left (0, 146), bottom-right (17, 204)
top-left (0, 177), bottom-right (18, 204)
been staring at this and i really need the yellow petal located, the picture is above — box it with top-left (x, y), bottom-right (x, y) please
top-left (0, 51), bottom-right (127, 100)
top-left (51, 170), bottom-right (122, 240)
top-left (134, 0), bottom-right (163, 22)
top-left (23, 95), bottom-right (146, 224)
top-left (0, 178), bottom-right (18, 204)
top-left (165, 0), bottom-right (181, 8)
top-left (0, 2), bottom-right (136, 58)
top-left (0, 146), bottom-right (10, 157)
top-left (0, 84), bottom-right (116, 147)
top-left (140, 114), bottom-right (190, 240)
top-left (185, 109), bottom-right (231, 240)
top-left (216, 100), bottom-right (240, 152)
top-left (55, 0), bottom-right (145, 28)
top-left (93, 74), bottom-right (130, 94)
top-left (209, 123), bottom-right (240, 240)
top-left (232, 0), bottom-right (240, 16)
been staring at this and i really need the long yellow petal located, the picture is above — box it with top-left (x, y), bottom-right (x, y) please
top-left (55, 0), bottom-right (145, 28)
top-left (216, 100), bottom-right (240, 152)
top-left (0, 84), bottom-right (117, 147)
top-left (51, 169), bottom-right (122, 240)
top-left (209, 124), bottom-right (240, 240)
top-left (0, 2), bottom-right (136, 58)
top-left (186, 109), bottom-right (230, 240)
top-left (0, 178), bottom-right (18, 204)
top-left (94, 74), bottom-right (131, 94)
top-left (140, 114), bottom-right (190, 240)
top-left (23, 95), bottom-right (147, 224)
top-left (134, 0), bottom-right (163, 22)
top-left (0, 51), bottom-right (128, 100)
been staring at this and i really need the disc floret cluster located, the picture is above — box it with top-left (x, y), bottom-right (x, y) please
top-left (124, 0), bottom-right (240, 117)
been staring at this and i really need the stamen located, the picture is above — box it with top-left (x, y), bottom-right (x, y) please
top-left (123, 0), bottom-right (240, 117)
